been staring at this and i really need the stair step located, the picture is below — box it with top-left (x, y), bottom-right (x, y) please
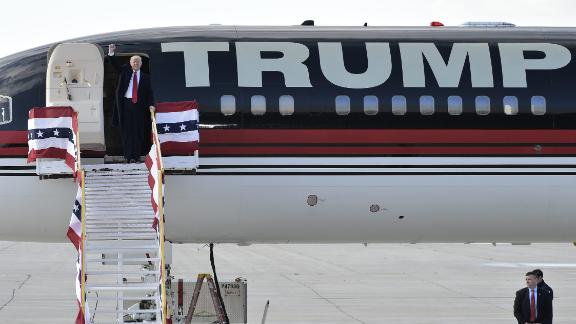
top-left (86, 270), bottom-right (160, 276)
top-left (86, 182), bottom-right (149, 186)
top-left (85, 188), bottom-right (151, 193)
top-left (85, 195), bottom-right (150, 199)
top-left (86, 224), bottom-right (154, 228)
top-left (86, 296), bottom-right (159, 301)
top-left (85, 200), bottom-right (151, 205)
top-left (86, 233), bottom-right (156, 238)
top-left (86, 219), bottom-right (153, 224)
top-left (86, 210), bottom-right (154, 215)
top-left (85, 191), bottom-right (150, 196)
top-left (86, 228), bottom-right (156, 233)
top-left (86, 225), bottom-right (152, 230)
top-left (86, 221), bottom-right (155, 225)
top-left (86, 229), bottom-right (156, 234)
top-left (86, 241), bottom-right (158, 247)
top-left (85, 184), bottom-right (150, 189)
top-left (85, 246), bottom-right (158, 252)
top-left (87, 235), bottom-right (158, 240)
top-left (86, 283), bottom-right (159, 291)
top-left (85, 240), bottom-right (158, 246)
top-left (86, 174), bottom-right (149, 178)
top-left (86, 172), bottom-right (148, 175)
top-left (87, 229), bottom-right (156, 233)
top-left (87, 237), bottom-right (158, 242)
top-left (86, 217), bottom-right (155, 221)
top-left (89, 309), bottom-right (160, 314)
top-left (86, 225), bottom-right (154, 230)
top-left (86, 208), bottom-right (152, 212)
top-left (87, 257), bottom-right (160, 263)
top-left (86, 223), bottom-right (154, 227)
top-left (85, 170), bottom-right (148, 175)
top-left (86, 216), bottom-right (153, 219)
top-left (86, 223), bottom-right (154, 228)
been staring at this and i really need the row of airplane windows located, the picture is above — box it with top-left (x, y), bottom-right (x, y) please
top-left (220, 95), bottom-right (547, 116)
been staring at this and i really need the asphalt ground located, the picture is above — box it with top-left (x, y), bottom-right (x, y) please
top-left (1, 241), bottom-right (575, 323)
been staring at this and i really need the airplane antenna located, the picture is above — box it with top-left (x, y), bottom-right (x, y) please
top-left (301, 20), bottom-right (315, 26)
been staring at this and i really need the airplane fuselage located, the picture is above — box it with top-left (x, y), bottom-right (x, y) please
top-left (1, 26), bottom-right (576, 243)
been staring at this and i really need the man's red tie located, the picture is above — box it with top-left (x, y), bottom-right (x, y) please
top-left (530, 288), bottom-right (536, 322)
top-left (131, 72), bottom-right (138, 104)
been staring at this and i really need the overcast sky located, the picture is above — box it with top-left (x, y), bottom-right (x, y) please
top-left (0, 0), bottom-right (574, 58)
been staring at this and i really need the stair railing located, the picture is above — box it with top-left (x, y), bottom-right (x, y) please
top-left (150, 107), bottom-right (168, 324)
top-left (74, 111), bottom-right (87, 321)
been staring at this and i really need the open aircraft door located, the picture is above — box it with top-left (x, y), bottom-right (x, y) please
top-left (46, 43), bottom-right (105, 152)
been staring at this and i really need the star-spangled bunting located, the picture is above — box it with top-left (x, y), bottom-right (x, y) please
top-left (27, 106), bottom-right (78, 177)
top-left (154, 100), bottom-right (199, 155)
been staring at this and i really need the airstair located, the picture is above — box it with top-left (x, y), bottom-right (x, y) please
top-left (82, 167), bottom-right (166, 324)
top-left (30, 104), bottom-right (198, 323)
top-left (78, 107), bottom-right (169, 323)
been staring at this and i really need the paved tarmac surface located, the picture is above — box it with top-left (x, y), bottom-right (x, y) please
top-left (1, 241), bottom-right (575, 323)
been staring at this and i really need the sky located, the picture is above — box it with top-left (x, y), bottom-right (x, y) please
top-left (0, 0), bottom-right (574, 58)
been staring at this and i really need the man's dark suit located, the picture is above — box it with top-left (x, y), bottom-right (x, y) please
top-left (514, 287), bottom-right (553, 324)
top-left (538, 280), bottom-right (554, 300)
top-left (108, 55), bottom-right (154, 161)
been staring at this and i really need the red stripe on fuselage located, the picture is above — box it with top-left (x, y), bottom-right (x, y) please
top-left (199, 145), bottom-right (576, 156)
top-left (0, 147), bottom-right (27, 155)
top-left (0, 131), bottom-right (27, 143)
top-left (200, 129), bottom-right (576, 144)
top-left (5, 129), bottom-right (576, 156)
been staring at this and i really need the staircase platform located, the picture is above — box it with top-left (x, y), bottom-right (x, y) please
top-left (99, 154), bottom-right (198, 170)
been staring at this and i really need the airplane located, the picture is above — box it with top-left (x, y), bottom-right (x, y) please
top-left (1, 23), bottom-right (576, 245)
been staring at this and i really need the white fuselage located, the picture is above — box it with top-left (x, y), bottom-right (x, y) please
top-left (2, 156), bottom-right (576, 244)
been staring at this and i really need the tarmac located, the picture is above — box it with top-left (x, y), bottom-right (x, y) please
top-left (0, 241), bottom-right (575, 323)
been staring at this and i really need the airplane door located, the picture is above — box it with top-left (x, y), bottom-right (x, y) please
top-left (46, 43), bottom-right (105, 152)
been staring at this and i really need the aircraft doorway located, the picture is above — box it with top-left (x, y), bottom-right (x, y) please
top-left (46, 43), bottom-right (105, 153)
top-left (103, 54), bottom-right (151, 159)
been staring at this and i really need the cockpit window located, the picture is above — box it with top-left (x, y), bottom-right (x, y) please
top-left (0, 95), bottom-right (11, 125)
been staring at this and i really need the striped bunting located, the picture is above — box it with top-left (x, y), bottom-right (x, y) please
top-left (155, 101), bottom-right (199, 155)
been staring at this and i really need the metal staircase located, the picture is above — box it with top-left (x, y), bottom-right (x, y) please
top-left (83, 167), bottom-right (165, 324)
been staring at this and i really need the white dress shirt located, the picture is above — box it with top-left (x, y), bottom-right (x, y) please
top-left (125, 70), bottom-right (141, 99)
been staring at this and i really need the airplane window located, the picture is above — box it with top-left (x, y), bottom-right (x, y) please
top-left (475, 96), bottom-right (490, 115)
top-left (335, 95), bottom-right (350, 116)
top-left (363, 96), bottom-right (378, 115)
top-left (220, 95), bottom-right (236, 116)
top-left (447, 96), bottom-right (462, 115)
top-left (503, 96), bottom-right (519, 115)
top-left (251, 95), bottom-right (266, 115)
top-left (392, 95), bottom-right (407, 115)
top-left (419, 96), bottom-right (434, 115)
top-left (531, 96), bottom-right (546, 115)
top-left (279, 95), bottom-right (294, 116)
top-left (0, 95), bottom-right (12, 125)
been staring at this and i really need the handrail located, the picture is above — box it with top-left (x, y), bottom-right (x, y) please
top-left (80, 169), bottom-right (86, 321)
top-left (150, 107), bottom-right (168, 324)
top-left (75, 110), bottom-right (86, 320)
top-left (150, 108), bottom-right (164, 170)
top-left (74, 110), bottom-right (82, 174)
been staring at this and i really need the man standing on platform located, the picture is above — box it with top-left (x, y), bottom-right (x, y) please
top-left (514, 271), bottom-right (553, 324)
top-left (108, 44), bottom-right (155, 163)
